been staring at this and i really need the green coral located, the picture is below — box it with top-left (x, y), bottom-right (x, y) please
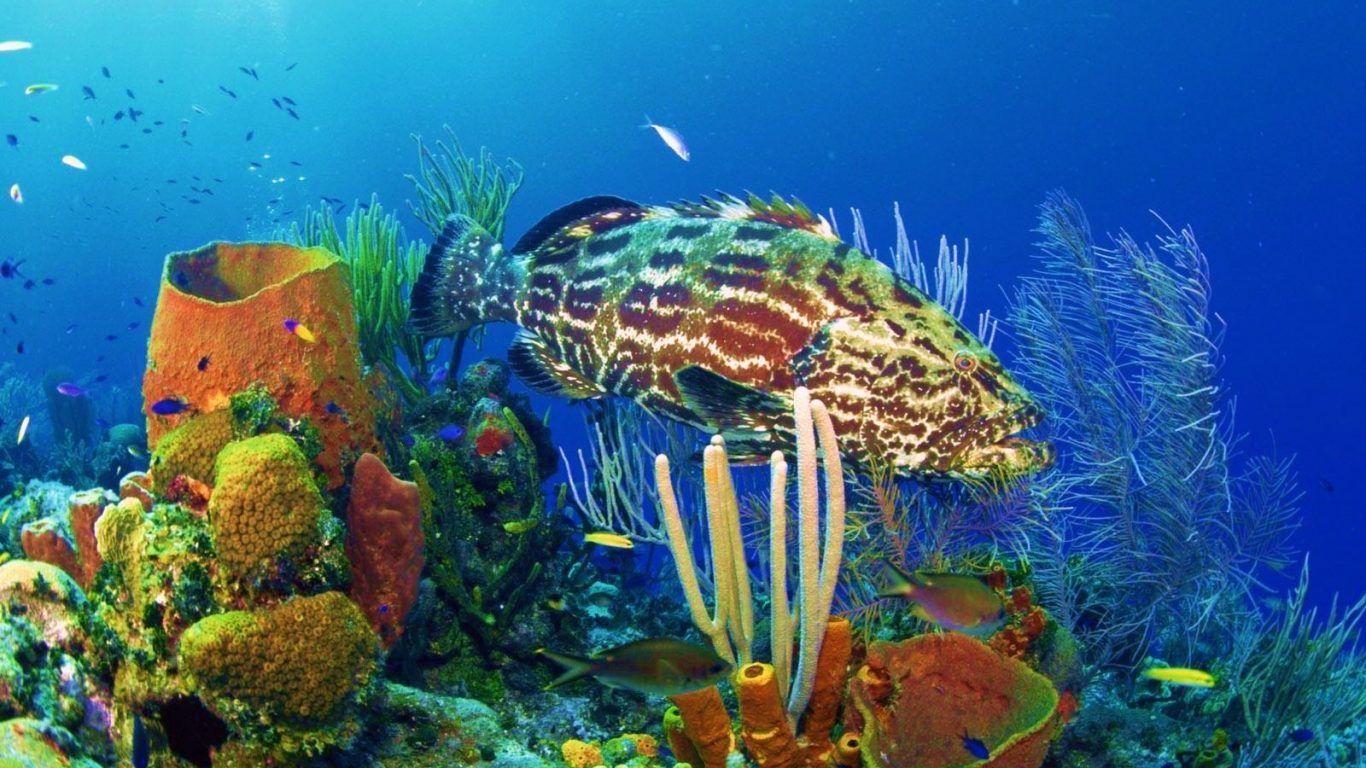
top-left (208, 434), bottom-right (325, 584)
top-left (179, 591), bottom-right (378, 727)
top-left (227, 383), bottom-right (280, 439)
top-left (148, 408), bottom-right (234, 494)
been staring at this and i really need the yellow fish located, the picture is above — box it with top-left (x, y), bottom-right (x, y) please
top-left (24, 83), bottom-right (57, 95)
top-left (503, 518), bottom-right (539, 535)
top-left (283, 318), bottom-right (316, 343)
top-left (584, 532), bottom-right (634, 550)
top-left (1140, 666), bottom-right (1215, 688)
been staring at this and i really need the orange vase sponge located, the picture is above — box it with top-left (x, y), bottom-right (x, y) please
top-left (179, 591), bottom-right (378, 724)
top-left (736, 662), bottom-right (803, 768)
top-left (143, 241), bottom-right (380, 489)
top-left (208, 434), bottom-right (325, 582)
top-left (345, 452), bottom-right (423, 648)
top-left (669, 684), bottom-right (735, 768)
top-left (846, 633), bottom-right (1065, 768)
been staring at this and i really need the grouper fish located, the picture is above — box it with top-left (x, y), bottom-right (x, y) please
top-left (411, 193), bottom-right (1052, 480)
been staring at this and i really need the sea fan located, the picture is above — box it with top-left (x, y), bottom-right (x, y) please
top-left (1007, 192), bottom-right (1301, 668)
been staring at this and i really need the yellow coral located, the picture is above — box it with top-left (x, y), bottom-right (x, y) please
top-left (179, 591), bottom-right (378, 724)
top-left (560, 739), bottom-right (604, 768)
top-left (149, 408), bottom-right (235, 494)
top-left (208, 434), bottom-right (324, 581)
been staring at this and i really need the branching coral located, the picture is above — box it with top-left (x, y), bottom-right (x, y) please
top-left (1006, 192), bottom-right (1301, 668)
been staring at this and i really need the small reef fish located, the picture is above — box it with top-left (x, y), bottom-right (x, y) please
top-left (641, 115), bottom-right (690, 161)
top-left (24, 83), bottom-right (57, 95)
top-left (101, 66), bottom-right (111, 78)
top-left (878, 562), bottom-right (1005, 638)
top-left (8, 184), bottom-right (20, 204)
top-left (82, 85), bottom-right (96, 100)
top-left (961, 733), bottom-right (990, 759)
top-left (5, 134), bottom-right (15, 147)
top-left (61, 155), bottom-right (87, 170)
top-left (1288, 728), bottom-right (1314, 743)
top-left (56, 382), bottom-right (87, 397)
top-left (503, 518), bottom-right (539, 534)
top-left (197, 355), bottom-right (210, 371)
top-left (538, 638), bottom-right (731, 696)
top-left (283, 318), bottom-right (316, 343)
top-left (150, 397), bottom-right (190, 416)
top-left (16, 415), bottom-right (30, 445)
top-left (411, 193), bottom-right (1050, 480)
top-left (0, 41), bottom-right (34, 53)
top-left (584, 532), bottom-right (634, 550)
top-left (436, 424), bottom-right (464, 442)
top-left (1139, 666), bottom-right (1215, 688)
top-left (323, 401), bottom-right (350, 423)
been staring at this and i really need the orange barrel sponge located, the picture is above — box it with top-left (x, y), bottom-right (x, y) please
top-left (736, 662), bottom-right (803, 768)
top-left (846, 633), bottom-right (1065, 768)
top-left (143, 241), bottom-right (380, 489)
top-left (345, 453), bottom-right (424, 648)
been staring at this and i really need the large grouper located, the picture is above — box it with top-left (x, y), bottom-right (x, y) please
top-left (411, 193), bottom-right (1052, 481)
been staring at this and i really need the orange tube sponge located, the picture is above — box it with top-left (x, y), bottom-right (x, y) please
top-left (736, 662), bottom-right (803, 768)
top-left (208, 434), bottom-right (325, 582)
top-left (345, 452), bottom-right (423, 648)
top-left (664, 705), bottom-right (704, 768)
top-left (846, 633), bottom-right (1065, 768)
top-left (669, 684), bottom-right (734, 768)
top-left (799, 616), bottom-right (853, 754)
top-left (143, 241), bottom-right (380, 489)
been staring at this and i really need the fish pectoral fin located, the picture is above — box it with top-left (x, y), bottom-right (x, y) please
top-left (674, 365), bottom-right (791, 441)
top-left (508, 330), bottom-right (606, 399)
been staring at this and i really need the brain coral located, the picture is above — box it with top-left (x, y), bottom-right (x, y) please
top-left (208, 434), bottom-right (324, 581)
top-left (149, 408), bottom-right (234, 495)
top-left (178, 591), bottom-right (378, 724)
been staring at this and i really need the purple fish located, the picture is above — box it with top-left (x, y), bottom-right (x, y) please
top-left (56, 382), bottom-right (86, 397)
top-left (150, 397), bottom-right (189, 416)
top-left (324, 400), bottom-right (351, 423)
top-left (961, 733), bottom-right (989, 760)
top-left (427, 363), bottom-right (449, 390)
top-left (437, 424), bottom-right (464, 442)
top-left (400, 434), bottom-right (416, 448)
top-left (197, 355), bottom-right (210, 371)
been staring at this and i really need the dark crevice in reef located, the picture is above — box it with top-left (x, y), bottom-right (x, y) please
top-left (159, 696), bottom-right (228, 767)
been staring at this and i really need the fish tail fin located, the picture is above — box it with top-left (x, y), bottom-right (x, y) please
top-left (537, 648), bottom-right (595, 691)
top-left (409, 215), bottom-right (516, 335)
top-left (640, 113), bottom-right (653, 129)
top-left (877, 559), bottom-right (922, 598)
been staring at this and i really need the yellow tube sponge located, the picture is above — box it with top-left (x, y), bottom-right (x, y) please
top-left (208, 433), bottom-right (324, 581)
top-left (179, 591), bottom-right (378, 724)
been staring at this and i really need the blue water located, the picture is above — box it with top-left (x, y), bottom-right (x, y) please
top-left (1, 0), bottom-right (1362, 610)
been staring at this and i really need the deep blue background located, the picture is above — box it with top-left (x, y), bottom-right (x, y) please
top-left (1, 1), bottom-right (1361, 606)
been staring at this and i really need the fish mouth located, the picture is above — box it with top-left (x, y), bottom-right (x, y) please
top-left (953, 401), bottom-right (1054, 481)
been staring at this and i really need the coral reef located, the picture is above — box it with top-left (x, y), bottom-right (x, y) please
top-left (19, 488), bottom-right (109, 589)
top-left (846, 633), bottom-right (1065, 768)
top-left (142, 240), bottom-right (381, 488)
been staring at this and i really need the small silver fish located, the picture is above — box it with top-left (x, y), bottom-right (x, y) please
top-left (641, 115), bottom-right (690, 161)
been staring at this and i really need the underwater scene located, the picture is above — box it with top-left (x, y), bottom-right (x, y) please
top-left (0, 3), bottom-right (1362, 767)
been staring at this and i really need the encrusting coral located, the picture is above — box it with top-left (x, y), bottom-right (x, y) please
top-left (846, 633), bottom-right (1066, 768)
top-left (346, 451), bottom-right (424, 647)
top-left (142, 241), bottom-right (381, 489)
top-left (207, 433), bottom-right (326, 584)
top-left (147, 407), bottom-right (234, 495)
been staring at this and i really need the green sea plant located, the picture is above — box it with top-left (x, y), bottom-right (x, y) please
top-left (283, 196), bottom-right (433, 404)
top-left (406, 126), bottom-right (524, 241)
top-left (1225, 559), bottom-right (1365, 768)
top-left (1007, 192), bottom-right (1302, 670)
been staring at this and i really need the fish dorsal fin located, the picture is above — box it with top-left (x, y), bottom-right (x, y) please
top-left (508, 330), bottom-right (606, 399)
top-left (511, 195), bottom-right (644, 255)
top-left (673, 366), bottom-right (791, 452)
top-left (670, 192), bottom-right (838, 241)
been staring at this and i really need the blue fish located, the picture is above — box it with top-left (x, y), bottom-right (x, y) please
top-left (132, 713), bottom-right (149, 768)
top-left (1288, 728), bottom-right (1314, 743)
top-left (961, 732), bottom-right (989, 760)
top-left (400, 434), bottom-right (416, 448)
top-left (437, 424), bottom-right (465, 442)
top-left (150, 397), bottom-right (189, 416)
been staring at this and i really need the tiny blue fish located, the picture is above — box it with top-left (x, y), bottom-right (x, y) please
top-left (197, 355), bottom-right (210, 371)
top-left (132, 713), bottom-right (149, 768)
top-left (1288, 728), bottom-right (1314, 743)
top-left (150, 397), bottom-right (189, 415)
top-left (961, 733), bottom-right (989, 760)
top-left (400, 434), bottom-right (416, 448)
top-left (437, 424), bottom-right (464, 442)
top-left (56, 382), bottom-right (86, 397)
top-left (324, 401), bottom-right (351, 423)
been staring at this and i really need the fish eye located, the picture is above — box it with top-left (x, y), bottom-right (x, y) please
top-left (953, 352), bottom-right (977, 373)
